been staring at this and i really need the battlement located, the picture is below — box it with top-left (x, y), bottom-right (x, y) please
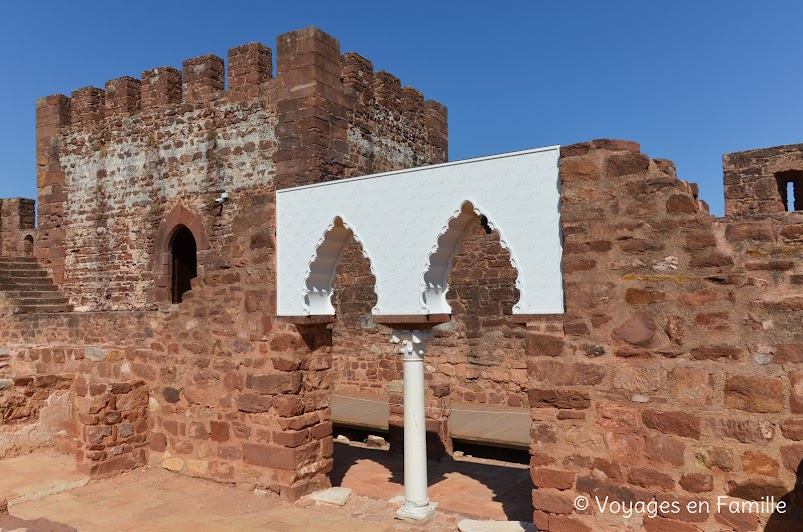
top-left (341, 52), bottom-right (447, 148)
top-left (33, 26), bottom-right (448, 310)
top-left (35, 27), bottom-right (445, 135)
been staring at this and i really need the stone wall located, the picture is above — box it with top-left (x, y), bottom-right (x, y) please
top-left (527, 139), bottom-right (803, 531)
top-left (73, 378), bottom-right (149, 478)
top-left (14, 21), bottom-right (803, 530)
top-left (0, 374), bottom-right (72, 458)
top-left (35, 27), bottom-right (445, 312)
top-left (3, 25), bottom-right (446, 503)
top-left (128, 192), bottom-right (334, 499)
top-left (0, 311), bottom-right (159, 472)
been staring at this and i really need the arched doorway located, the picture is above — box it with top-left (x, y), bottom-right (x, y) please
top-left (171, 226), bottom-right (197, 303)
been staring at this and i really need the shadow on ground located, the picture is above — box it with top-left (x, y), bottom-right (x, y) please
top-left (330, 442), bottom-right (532, 522)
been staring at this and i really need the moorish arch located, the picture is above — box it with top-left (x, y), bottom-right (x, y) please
top-left (150, 204), bottom-right (211, 305)
top-left (303, 216), bottom-right (379, 316)
top-left (421, 200), bottom-right (520, 315)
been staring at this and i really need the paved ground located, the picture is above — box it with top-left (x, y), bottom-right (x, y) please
top-left (8, 466), bottom-right (459, 531)
top-left (1, 447), bottom-right (533, 531)
top-left (1, 451), bottom-right (87, 503)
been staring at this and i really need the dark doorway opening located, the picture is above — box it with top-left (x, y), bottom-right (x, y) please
top-left (171, 226), bottom-right (197, 303)
top-left (775, 170), bottom-right (803, 211)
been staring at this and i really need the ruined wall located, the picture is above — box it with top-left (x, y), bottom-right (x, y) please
top-left (36, 27), bottom-right (445, 312)
top-left (0, 199), bottom-right (35, 256)
top-left (0, 374), bottom-right (72, 458)
top-left (528, 139), bottom-right (803, 532)
top-left (0, 311), bottom-right (160, 470)
top-left (73, 378), bottom-right (149, 478)
top-left (331, 217), bottom-right (527, 407)
top-left (0, 312), bottom-right (160, 379)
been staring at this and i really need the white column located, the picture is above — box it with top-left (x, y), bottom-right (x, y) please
top-left (391, 329), bottom-right (437, 520)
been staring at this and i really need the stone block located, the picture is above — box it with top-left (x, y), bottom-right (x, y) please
top-left (525, 334), bottom-right (564, 358)
top-left (642, 410), bottom-right (701, 439)
top-left (741, 450), bottom-right (780, 477)
top-left (612, 312), bottom-right (656, 346)
top-left (644, 434), bottom-right (685, 467)
top-left (528, 389), bottom-right (590, 410)
top-left (724, 375), bottom-right (784, 413)
top-left (236, 393), bottom-right (273, 413)
top-left (307, 487), bottom-right (351, 506)
top-left (247, 373), bottom-right (301, 395)
top-left (531, 489), bottom-right (573, 515)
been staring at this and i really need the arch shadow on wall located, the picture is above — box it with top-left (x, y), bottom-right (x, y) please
top-left (150, 204), bottom-right (211, 305)
top-left (421, 200), bottom-right (521, 315)
top-left (303, 216), bottom-right (380, 316)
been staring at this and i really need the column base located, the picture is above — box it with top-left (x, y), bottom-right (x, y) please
top-left (396, 500), bottom-right (438, 521)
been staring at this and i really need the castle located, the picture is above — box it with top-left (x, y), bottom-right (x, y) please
top-left (2, 26), bottom-right (803, 531)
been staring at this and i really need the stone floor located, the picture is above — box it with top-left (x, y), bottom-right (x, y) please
top-left (0, 451), bottom-right (87, 503)
top-left (0, 446), bottom-right (533, 531)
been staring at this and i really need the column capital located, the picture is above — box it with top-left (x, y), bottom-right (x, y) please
top-left (391, 329), bottom-right (434, 360)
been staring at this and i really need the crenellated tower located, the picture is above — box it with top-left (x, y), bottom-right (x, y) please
top-left (34, 26), bottom-right (448, 311)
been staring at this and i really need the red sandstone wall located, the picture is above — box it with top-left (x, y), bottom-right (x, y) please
top-left (14, 26), bottom-right (446, 502)
top-left (0, 311), bottom-right (160, 474)
top-left (47, 74), bottom-right (277, 311)
top-left (0, 374), bottom-right (72, 458)
top-left (341, 52), bottom-right (447, 176)
top-left (136, 193), bottom-right (337, 499)
top-left (73, 378), bottom-right (149, 478)
top-left (528, 139), bottom-right (803, 532)
top-left (7, 132), bottom-right (803, 528)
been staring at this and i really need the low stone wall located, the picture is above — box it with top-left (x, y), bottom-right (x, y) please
top-left (0, 311), bottom-right (158, 478)
top-left (0, 374), bottom-right (72, 458)
top-left (73, 378), bottom-right (149, 478)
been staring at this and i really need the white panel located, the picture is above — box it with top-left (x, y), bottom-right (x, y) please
top-left (276, 146), bottom-right (563, 316)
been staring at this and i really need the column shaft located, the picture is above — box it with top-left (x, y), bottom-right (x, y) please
top-left (403, 353), bottom-right (429, 506)
top-left (391, 329), bottom-right (437, 520)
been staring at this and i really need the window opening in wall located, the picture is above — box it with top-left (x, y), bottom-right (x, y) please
top-left (171, 227), bottom-right (197, 303)
top-left (775, 170), bottom-right (803, 212)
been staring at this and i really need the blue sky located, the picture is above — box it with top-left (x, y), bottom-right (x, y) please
top-left (0, 1), bottom-right (801, 216)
